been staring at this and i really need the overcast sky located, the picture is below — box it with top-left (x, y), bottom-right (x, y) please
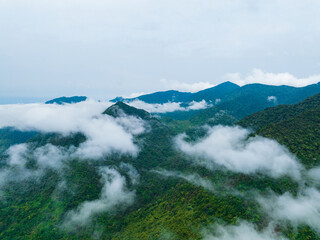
top-left (1, 0), bottom-right (320, 102)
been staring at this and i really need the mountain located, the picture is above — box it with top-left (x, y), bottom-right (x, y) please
top-left (112, 82), bottom-right (320, 132)
top-left (112, 82), bottom-right (320, 109)
top-left (163, 82), bottom-right (320, 129)
top-left (112, 90), bottom-right (193, 104)
top-left (111, 82), bottom-right (240, 104)
top-left (239, 93), bottom-right (320, 130)
top-left (238, 93), bottom-right (320, 167)
top-left (45, 96), bottom-right (87, 104)
top-left (257, 109), bottom-right (320, 168)
top-left (103, 101), bottom-right (152, 120)
top-left (191, 81), bottom-right (240, 102)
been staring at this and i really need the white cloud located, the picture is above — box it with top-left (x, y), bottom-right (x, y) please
top-left (267, 96), bottom-right (277, 103)
top-left (6, 143), bottom-right (29, 167)
top-left (63, 167), bottom-right (135, 228)
top-left (258, 188), bottom-right (320, 232)
top-left (6, 143), bottom-right (68, 170)
top-left (160, 78), bottom-right (214, 93)
top-left (176, 125), bottom-right (302, 179)
top-left (0, 143), bottom-right (69, 187)
top-left (127, 100), bottom-right (183, 113)
top-left (127, 99), bottom-right (209, 113)
top-left (187, 100), bottom-right (209, 110)
top-left (308, 167), bottom-right (320, 182)
top-left (33, 144), bottom-right (69, 169)
top-left (203, 221), bottom-right (288, 240)
top-left (214, 99), bottom-right (221, 105)
top-left (225, 69), bottom-right (320, 87)
top-left (153, 169), bottom-right (216, 192)
top-left (119, 162), bottom-right (140, 185)
top-left (0, 100), bottom-right (145, 159)
top-left (0, 100), bottom-right (111, 133)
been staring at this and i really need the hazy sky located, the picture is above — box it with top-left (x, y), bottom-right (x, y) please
top-left (1, 0), bottom-right (320, 102)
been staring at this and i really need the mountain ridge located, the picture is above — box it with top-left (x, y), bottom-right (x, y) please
top-left (111, 81), bottom-right (320, 105)
top-left (45, 96), bottom-right (87, 105)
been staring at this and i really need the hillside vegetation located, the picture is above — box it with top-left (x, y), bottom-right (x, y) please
top-left (0, 92), bottom-right (320, 239)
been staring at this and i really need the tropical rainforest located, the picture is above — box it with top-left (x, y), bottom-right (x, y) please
top-left (0, 82), bottom-right (320, 240)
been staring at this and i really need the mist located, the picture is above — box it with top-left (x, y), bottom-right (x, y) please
top-left (202, 221), bottom-right (288, 240)
top-left (63, 167), bottom-right (136, 228)
top-left (258, 188), bottom-right (320, 233)
top-left (0, 143), bottom-right (69, 188)
top-left (0, 100), bottom-right (146, 158)
top-left (153, 169), bottom-right (216, 192)
top-left (175, 125), bottom-right (302, 179)
top-left (127, 100), bottom-right (209, 113)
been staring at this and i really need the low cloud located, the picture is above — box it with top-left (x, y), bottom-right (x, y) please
top-left (63, 167), bottom-right (135, 228)
top-left (267, 96), bottom-right (277, 103)
top-left (176, 125), bottom-right (302, 179)
top-left (214, 99), bottom-right (221, 105)
top-left (127, 100), bottom-right (209, 113)
top-left (225, 69), bottom-right (320, 87)
top-left (0, 100), bottom-right (145, 159)
top-left (153, 169), bottom-right (216, 192)
top-left (258, 188), bottom-right (320, 232)
top-left (120, 162), bottom-right (140, 185)
top-left (6, 143), bottom-right (68, 170)
top-left (202, 221), bottom-right (288, 240)
top-left (6, 143), bottom-right (30, 167)
top-left (0, 143), bottom-right (69, 188)
top-left (308, 167), bottom-right (320, 183)
top-left (160, 78), bottom-right (214, 93)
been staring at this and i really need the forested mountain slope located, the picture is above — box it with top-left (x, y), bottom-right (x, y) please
top-left (237, 93), bottom-right (320, 168)
top-left (239, 93), bottom-right (320, 130)
top-left (139, 82), bottom-right (320, 133)
top-left (115, 82), bottom-right (320, 116)
top-left (0, 98), bottom-right (319, 240)
top-left (257, 109), bottom-right (320, 168)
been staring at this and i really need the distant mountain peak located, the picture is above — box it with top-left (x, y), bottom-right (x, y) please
top-left (110, 96), bottom-right (125, 102)
top-left (45, 96), bottom-right (87, 105)
top-left (218, 81), bottom-right (239, 86)
top-left (103, 101), bottom-right (151, 120)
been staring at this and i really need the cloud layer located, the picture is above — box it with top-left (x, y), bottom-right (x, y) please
top-left (176, 125), bottom-right (302, 179)
top-left (225, 69), bottom-right (320, 87)
top-left (0, 100), bottom-right (146, 158)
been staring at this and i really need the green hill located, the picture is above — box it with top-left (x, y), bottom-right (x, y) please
top-left (238, 93), bottom-right (320, 167)
top-left (239, 93), bottom-right (320, 130)
top-left (256, 109), bottom-right (320, 168)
